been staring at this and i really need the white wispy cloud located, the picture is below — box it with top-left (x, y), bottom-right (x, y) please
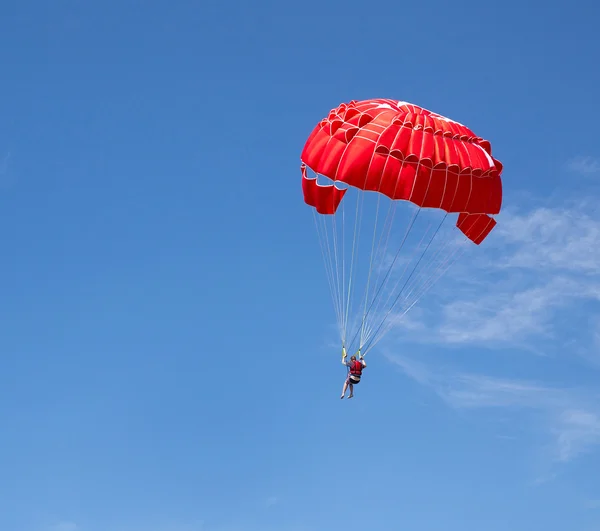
top-left (385, 199), bottom-right (600, 358)
top-left (495, 205), bottom-right (600, 274)
top-left (567, 156), bottom-right (600, 176)
top-left (385, 353), bottom-right (600, 463)
top-left (377, 192), bottom-right (600, 465)
top-left (554, 409), bottom-right (600, 462)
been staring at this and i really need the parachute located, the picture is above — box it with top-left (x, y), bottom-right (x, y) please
top-left (301, 99), bottom-right (503, 356)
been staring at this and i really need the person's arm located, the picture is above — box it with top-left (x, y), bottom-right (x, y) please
top-left (359, 352), bottom-right (367, 367)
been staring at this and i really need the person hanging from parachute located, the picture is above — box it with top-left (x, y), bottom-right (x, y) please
top-left (300, 98), bottom-right (504, 397)
top-left (340, 347), bottom-right (366, 399)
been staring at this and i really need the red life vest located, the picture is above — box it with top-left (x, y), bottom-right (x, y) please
top-left (349, 360), bottom-right (363, 376)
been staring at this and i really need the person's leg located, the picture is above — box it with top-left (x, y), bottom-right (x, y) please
top-left (341, 379), bottom-right (349, 399)
top-left (348, 383), bottom-right (354, 398)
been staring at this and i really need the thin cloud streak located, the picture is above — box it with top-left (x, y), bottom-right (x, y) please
top-left (386, 353), bottom-right (600, 463)
top-left (567, 155), bottom-right (600, 176)
top-left (386, 201), bottom-right (600, 357)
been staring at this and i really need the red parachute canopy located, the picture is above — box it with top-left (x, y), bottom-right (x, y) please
top-left (301, 99), bottom-right (503, 244)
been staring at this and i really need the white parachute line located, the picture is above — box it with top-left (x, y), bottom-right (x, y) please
top-left (402, 206), bottom-right (496, 319)
top-left (330, 201), bottom-right (344, 340)
top-left (401, 218), bottom-right (492, 317)
top-left (312, 210), bottom-right (344, 340)
top-left (342, 185), bottom-right (365, 347)
top-left (397, 223), bottom-right (458, 308)
top-left (382, 217), bottom-right (434, 306)
top-left (364, 240), bottom-right (468, 354)
top-left (352, 206), bottom-right (422, 352)
top-left (331, 212), bottom-right (349, 339)
top-left (360, 217), bottom-right (436, 346)
top-left (363, 233), bottom-right (452, 355)
top-left (346, 205), bottom-right (421, 354)
top-left (358, 199), bottom-right (399, 343)
top-left (396, 234), bottom-right (465, 328)
top-left (402, 235), bottom-right (467, 313)
top-left (323, 215), bottom-right (345, 336)
top-left (323, 213), bottom-right (346, 340)
top-left (361, 212), bottom-right (448, 355)
top-left (360, 198), bottom-right (405, 345)
top-left (403, 218), bottom-right (451, 300)
top-left (341, 191), bottom-right (346, 343)
top-left (313, 213), bottom-right (337, 326)
top-left (358, 192), bottom-right (384, 348)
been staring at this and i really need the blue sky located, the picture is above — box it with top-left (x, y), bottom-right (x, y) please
top-left (1, 1), bottom-right (600, 530)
